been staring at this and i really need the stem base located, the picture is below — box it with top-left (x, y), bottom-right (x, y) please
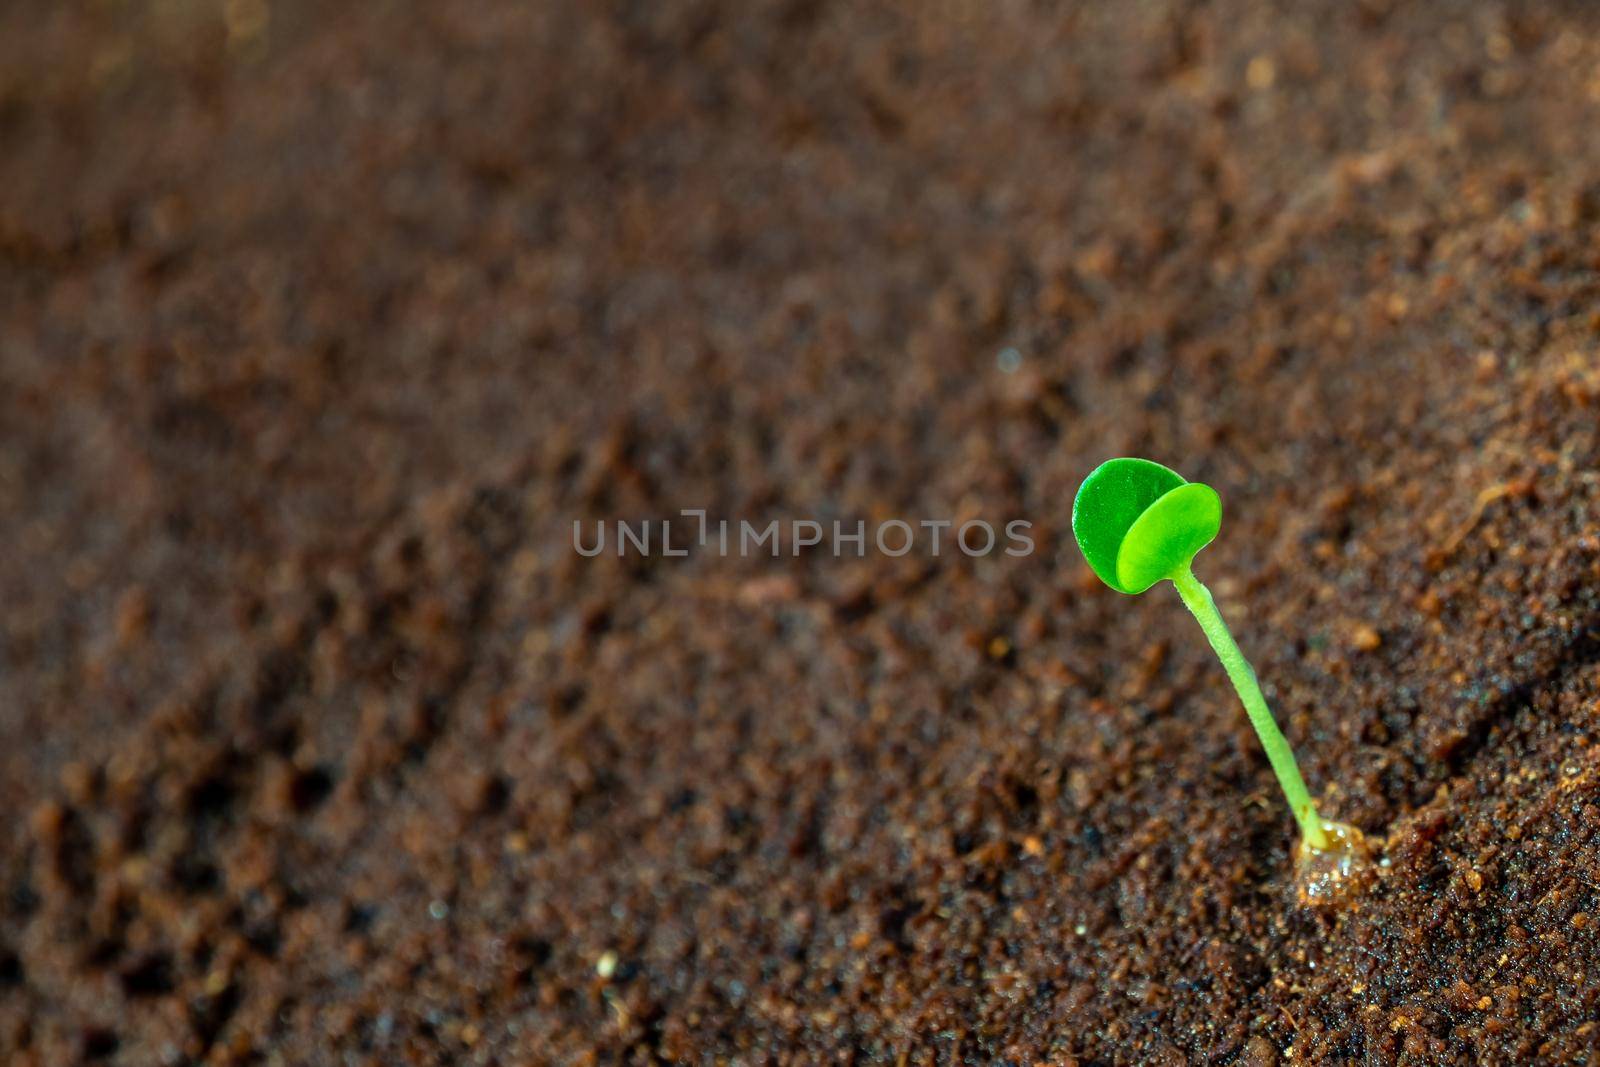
top-left (1295, 820), bottom-right (1373, 905)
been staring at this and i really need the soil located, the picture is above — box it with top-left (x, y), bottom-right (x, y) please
top-left (4, 1), bottom-right (1600, 1064)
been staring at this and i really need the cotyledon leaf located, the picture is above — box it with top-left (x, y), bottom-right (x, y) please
top-left (1071, 458), bottom-right (1221, 594)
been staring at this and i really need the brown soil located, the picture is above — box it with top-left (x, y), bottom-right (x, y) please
top-left (5, 2), bottom-right (1600, 1064)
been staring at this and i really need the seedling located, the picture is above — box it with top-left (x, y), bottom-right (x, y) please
top-left (1072, 457), bottom-right (1335, 852)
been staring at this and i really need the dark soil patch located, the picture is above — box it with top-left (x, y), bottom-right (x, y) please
top-left (5, 1), bottom-right (1600, 1063)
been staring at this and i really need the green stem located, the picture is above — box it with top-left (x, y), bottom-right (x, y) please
top-left (1170, 567), bottom-right (1330, 851)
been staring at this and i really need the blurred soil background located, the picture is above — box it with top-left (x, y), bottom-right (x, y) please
top-left (5, 1), bottom-right (1600, 1063)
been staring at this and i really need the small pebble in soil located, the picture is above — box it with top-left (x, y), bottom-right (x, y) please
top-left (1350, 623), bottom-right (1383, 652)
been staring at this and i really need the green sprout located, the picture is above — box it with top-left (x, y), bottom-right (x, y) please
top-left (1072, 457), bottom-right (1332, 852)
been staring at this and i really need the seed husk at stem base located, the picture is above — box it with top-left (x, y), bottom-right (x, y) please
top-left (1169, 566), bottom-right (1331, 852)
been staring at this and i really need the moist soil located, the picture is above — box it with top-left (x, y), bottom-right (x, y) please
top-left (5, 2), bottom-right (1600, 1064)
